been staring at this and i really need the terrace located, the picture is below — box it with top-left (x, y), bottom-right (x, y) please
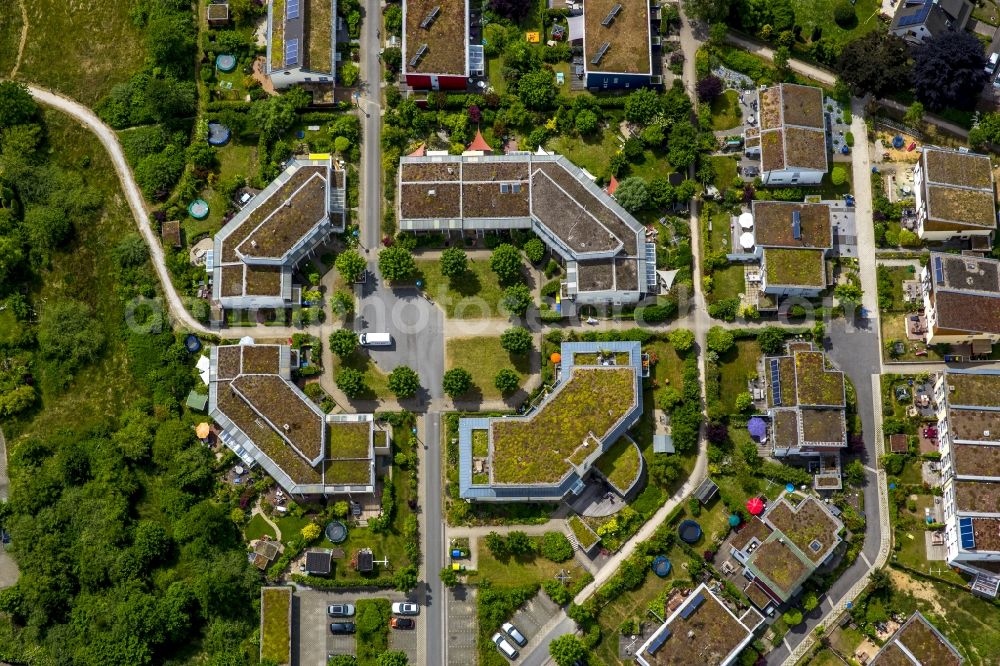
top-left (948, 373), bottom-right (1000, 407)
top-left (794, 352), bottom-right (844, 407)
top-left (752, 201), bottom-right (833, 248)
top-left (305, 0), bottom-right (333, 73)
top-left (926, 185), bottom-right (997, 228)
top-left (584, 0), bottom-right (651, 74)
top-left (640, 587), bottom-right (753, 666)
top-left (765, 497), bottom-right (841, 563)
top-left (764, 248), bottom-right (825, 287)
top-left (231, 375), bottom-right (324, 460)
top-left (954, 480), bottom-right (1000, 513)
top-left (490, 367), bottom-right (636, 484)
top-left (328, 421), bottom-right (371, 459)
top-left (237, 172), bottom-right (328, 259)
top-left (405, 0), bottom-right (467, 75)
top-left (953, 444), bottom-right (1000, 478)
top-left (925, 149), bottom-right (993, 190)
top-left (799, 408), bottom-right (846, 445)
top-left (749, 537), bottom-right (810, 599)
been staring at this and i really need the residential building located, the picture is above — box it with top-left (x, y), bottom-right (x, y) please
top-left (729, 494), bottom-right (844, 608)
top-left (578, 0), bottom-right (661, 91)
top-left (934, 369), bottom-right (1000, 597)
top-left (914, 147), bottom-right (996, 240)
top-left (209, 157), bottom-right (346, 314)
top-left (403, 0), bottom-right (482, 90)
top-left (265, 0), bottom-right (337, 87)
top-left (870, 612), bottom-right (964, 665)
top-left (208, 342), bottom-right (385, 498)
top-left (750, 200), bottom-right (834, 297)
top-left (635, 582), bottom-right (763, 666)
top-left (458, 341), bottom-right (644, 502)
top-left (397, 153), bottom-right (657, 305)
top-left (921, 252), bottom-right (1000, 347)
top-left (890, 0), bottom-right (973, 44)
top-left (763, 342), bottom-right (847, 489)
top-left (744, 84), bottom-right (828, 186)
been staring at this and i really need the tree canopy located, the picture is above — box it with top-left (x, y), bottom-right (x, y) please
top-left (379, 245), bottom-right (416, 283)
top-left (442, 368), bottom-right (473, 398)
top-left (912, 31), bottom-right (989, 111)
top-left (490, 244), bottom-right (523, 283)
top-left (614, 177), bottom-right (650, 212)
top-left (836, 32), bottom-right (911, 98)
top-left (335, 248), bottom-right (367, 283)
top-left (500, 326), bottom-right (533, 355)
top-left (440, 247), bottom-right (468, 279)
top-left (388, 366), bottom-right (421, 399)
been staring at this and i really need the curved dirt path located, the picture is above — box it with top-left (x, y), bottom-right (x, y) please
top-left (10, 0), bottom-right (28, 78)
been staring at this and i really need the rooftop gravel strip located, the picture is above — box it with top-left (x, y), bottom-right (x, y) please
top-left (242, 345), bottom-right (281, 374)
top-left (217, 381), bottom-right (322, 483)
top-left (779, 84), bottom-right (824, 129)
top-left (894, 615), bottom-right (962, 666)
top-left (764, 248), bottom-right (825, 287)
top-left (759, 88), bottom-right (782, 130)
top-left (231, 374), bottom-right (324, 460)
top-left (595, 437), bottom-right (641, 493)
top-left (400, 162), bottom-right (461, 182)
top-left (221, 265), bottom-right (245, 297)
top-left (972, 517), bottom-right (1000, 553)
top-left (306, 0), bottom-right (333, 73)
top-left (400, 182), bottom-right (461, 219)
top-left (782, 127), bottom-right (827, 171)
top-left (924, 149), bottom-right (994, 189)
top-left (870, 643), bottom-right (917, 666)
top-left (217, 346), bottom-right (242, 379)
top-left (794, 352), bottom-right (844, 406)
top-left (951, 410), bottom-right (1000, 443)
top-left (730, 518), bottom-right (773, 551)
top-left (583, 0), bottom-right (651, 74)
top-left (462, 161), bottom-right (530, 181)
top-left (753, 201), bottom-right (833, 248)
top-left (324, 458), bottom-right (372, 485)
top-left (238, 172), bottom-right (328, 258)
top-left (244, 266), bottom-right (283, 296)
top-left (926, 185), bottom-right (997, 227)
top-left (462, 183), bottom-right (530, 218)
top-left (766, 497), bottom-right (840, 562)
top-left (954, 480), bottom-right (1000, 513)
top-left (490, 367), bottom-right (635, 484)
top-left (799, 408), bottom-right (845, 444)
top-left (644, 589), bottom-right (750, 666)
top-left (577, 260), bottom-right (616, 291)
top-left (405, 0), bottom-right (467, 75)
top-left (947, 373), bottom-right (1000, 407)
top-left (760, 130), bottom-right (785, 171)
top-left (327, 421), bottom-right (372, 459)
top-left (750, 538), bottom-right (810, 597)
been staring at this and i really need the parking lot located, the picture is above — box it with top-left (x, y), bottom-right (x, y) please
top-left (507, 591), bottom-right (560, 656)
top-left (295, 588), bottom-right (413, 666)
top-left (447, 584), bottom-right (478, 665)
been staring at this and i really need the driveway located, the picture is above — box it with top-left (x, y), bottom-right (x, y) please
top-left (446, 584), bottom-right (478, 665)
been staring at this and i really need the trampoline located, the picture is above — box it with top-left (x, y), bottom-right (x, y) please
top-left (188, 199), bottom-right (209, 219)
top-left (325, 520), bottom-right (348, 544)
top-left (184, 334), bottom-right (202, 353)
top-left (728, 514), bottom-right (741, 527)
top-left (216, 54), bottom-right (237, 72)
top-left (207, 122), bottom-right (231, 146)
top-left (678, 519), bottom-right (703, 544)
top-left (652, 556), bottom-right (672, 577)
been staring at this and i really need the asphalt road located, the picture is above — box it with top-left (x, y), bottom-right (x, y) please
top-left (423, 414), bottom-right (446, 664)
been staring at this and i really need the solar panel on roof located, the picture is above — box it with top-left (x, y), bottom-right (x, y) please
top-left (792, 210), bottom-right (801, 240)
top-left (645, 628), bottom-right (671, 655)
top-left (770, 358), bottom-right (782, 406)
top-left (602, 3), bottom-right (622, 26)
top-left (286, 0), bottom-right (299, 19)
top-left (960, 517), bottom-right (976, 550)
top-left (420, 6), bottom-right (441, 28)
top-left (591, 42), bottom-right (610, 66)
top-left (934, 256), bottom-right (944, 285)
top-left (896, 0), bottom-right (933, 27)
top-left (679, 593), bottom-right (705, 620)
top-left (285, 39), bottom-right (299, 66)
top-left (409, 43), bottom-right (428, 68)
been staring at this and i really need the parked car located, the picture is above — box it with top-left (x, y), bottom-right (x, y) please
top-left (391, 617), bottom-right (415, 629)
top-left (492, 632), bottom-right (520, 660)
top-left (392, 602), bottom-right (420, 616)
top-left (502, 622), bottom-right (527, 647)
top-left (327, 604), bottom-right (355, 617)
top-left (329, 622), bottom-right (356, 634)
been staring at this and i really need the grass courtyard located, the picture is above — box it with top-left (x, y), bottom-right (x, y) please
top-left (475, 535), bottom-right (586, 587)
top-left (710, 90), bottom-right (742, 131)
top-left (718, 339), bottom-right (761, 414)
top-left (189, 140), bottom-right (260, 242)
top-left (707, 264), bottom-right (745, 305)
top-left (549, 132), bottom-right (623, 181)
top-left (331, 351), bottom-right (391, 401)
top-left (446, 336), bottom-right (533, 401)
top-left (710, 155), bottom-right (740, 193)
top-left (244, 513), bottom-right (277, 541)
top-left (415, 258), bottom-right (509, 319)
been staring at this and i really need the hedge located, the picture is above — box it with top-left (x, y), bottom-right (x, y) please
top-left (291, 573), bottom-right (396, 589)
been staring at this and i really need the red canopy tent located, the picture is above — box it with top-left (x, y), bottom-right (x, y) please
top-left (746, 497), bottom-right (764, 515)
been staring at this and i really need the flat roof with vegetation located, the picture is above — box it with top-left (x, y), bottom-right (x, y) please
top-left (794, 351), bottom-right (844, 407)
top-left (260, 587), bottom-right (291, 665)
top-left (763, 247), bottom-right (825, 287)
top-left (757, 84), bottom-right (827, 173)
top-left (764, 496), bottom-right (842, 563)
top-left (752, 201), bottom-right (833, 249)
top-left (405, 0), bottom-right (467, 76)
top-left (568, 514), bottom-right (600, 550)
top-left (595, 436), bottom-right (642, 494)
top-left (945, 371), bottom-right (1000, 408)
top-left (306, 0), bottom-right (333, 73)
top-left (584, 0), bottom-right (651, 74)
top-left (870, 612), bottom-right (963, 666)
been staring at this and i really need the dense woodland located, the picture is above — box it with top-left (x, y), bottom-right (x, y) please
top-left (0, 82), bottom-right (260, 665)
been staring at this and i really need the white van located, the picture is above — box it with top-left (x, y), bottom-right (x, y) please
top-left (492, 633), bottom-right (519, 660)
top-left (359, 332), bottom-right (392, 347)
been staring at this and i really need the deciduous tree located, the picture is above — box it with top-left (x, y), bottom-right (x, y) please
top-left (913, 32), bottom-right (989, 110)
top-left (836, 31), bottom-right (911, 98)
top-left (440, 247), bottom-right (468, 278)
top-left (494, 368), bottom-right (520, 394)
top-left (500, 326), bottom-right (533, 354)
top-left (442, 368), bottom-right (472, 398)
top-left (388, 366), bottom-right (420, 398)
top-left (379, 245), bottom-right (416, 282)
top-left (490, 243), bottom-right (523, 283)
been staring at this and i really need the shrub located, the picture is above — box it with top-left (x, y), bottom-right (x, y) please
top-left (523, 237), bottom-right (546, 263)
top-left (830, 165), bottom-right (848, 186)
top-left (540, 531), bottom-right (574, 562)
top-left (668, 328), bottom-right (695, 353)
top-left (542, 579), bottom-right (572, 606)
top-left (706, 326), bottom-right (735, 353)
top-left (833, 0), bottom-right (855, 26)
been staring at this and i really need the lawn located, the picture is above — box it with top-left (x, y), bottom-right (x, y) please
top-left (718, 339), bottom-right (760, 413)
top-left (549, 132), bottom-right (623, 181)
top-left (788, 0), bottom-right (882, 53)
top-left (260, 587), bottom-right (291, 664)
top-left (710, 156), bottom-right (739, 192)
top-left (190, 140), bottom-right (259, 244)
top-left (880, 313), bottom-right (944, 363)
top-left (877, 264), bottom-right (917, 313)
top-left (711, 90), bottom-right (742, 131)
top-left (0, 1), bottom-right (22, 75)
top-left (275, 515), bottom-right (312, 544)
top-left (15, 0), bottom-right (147, 105)
top-left (446, 336), bottom-right (533, 401)
top-left (245, 513), bottom-right (277, 541)
top-left (355, 598), bottom-right (391, 666)
top-left (707, 264), bottom-right (744, 305)
top-left (487, 56), bottom-right (507, 95)
top-left (645, 340), bottom-right (686, 390)
top-left (818, 163), bottom-right (854, 199)
top-left (595, 437), bottom-right (642, 493)
top-left (331, 351), bottom-right (391, 400)
top-left (475, 536), bottom-right (585, 587)
top-left (701, 202), bottom-right (732, 256)
top-left (415, 258), bottom-right (508, 319)
top-left (628, 149), bottom-right (676, 182)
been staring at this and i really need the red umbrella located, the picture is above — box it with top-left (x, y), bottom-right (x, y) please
top-left (746, 497), bottom-right (764, 515)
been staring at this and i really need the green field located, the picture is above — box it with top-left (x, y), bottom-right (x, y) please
top-left (718, 339), bottom-right (761, 414)
top-left (475, 536), bottom-right (585, 587)
top-left (707, 264), bottom-right (745, 305)
top-left (789, 0), bottom-right (883, 52)
top-left (711, 90), bottom-right (742, 131)
top-left (244, 513), bottom-right (277, 541)
top-left (0, 1), bottom-right (23, 75)
top-left (415, 258), bottom-right (510, 319)
top-left (446, 336), bottom-right (533, 401)
top-left (710, 155), bottom-right (739, 192)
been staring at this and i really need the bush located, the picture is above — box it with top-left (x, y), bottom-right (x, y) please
top-left (833, 0), bottom-right (855, 26)
top-left (542, 579), bottom-right (572, 606)
top-left (540, 531), bottom-right (574, 562)
top-left (523, 237), bottom-right (546, 263)
top-left (668, 328), bottom-right (695, 353)
top-left (830, 165), bottom-right (848, 186)
top-left (706, 326), bottom-right (735, 354)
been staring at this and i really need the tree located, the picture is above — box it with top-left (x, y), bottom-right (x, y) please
top-left (485, 531), bottom-right (508, 558)
top-left (696, 75), bottom-right (724, 102)
top-left (490, 0), bottom-right (534, 21)
top-left (706, 326), bottom-right (734, 354)
top-left (913, 31), bottom-right (988, 111)
top-left (667, 123), bottom-right (698, 169)
top-left (540, 532), bottom-right (573, 562)
top-left (330, 290), bottom-right (355, 319)
top-left (329, 329), bottom-right (358, 358)
top-left (802, 591), bottom-right (819, 612)
top-left (833, 0), bottom-right (855, 26)
top-left (836, 32), bottom-right (911, 98)
top-left (500, 326), bottom-right (533, 355)
top-left (669, 329), bottom-right (695, 353)
top-left (394, 565), bottom-right (419, 592)
top-left (440, 566), bottom-right (459, 587)
top-left (834, 283), bottom-right (863, 305)
top-left (490, 243), bottom-right (523, 283)
top-left (384, 4), bottom-right (403, 34)
top-left (388, 366), bottom-right (420, 398)
top-left (506, 530), bottom-right (534, 555)
top-left (440, 247), bottom-right (468, 278)
top-left (0, 82), bottom-right (38, 129)
top-left (575, 109), bottom-right (598, 135)
top-left (37, 300), bottom-right (105, 373)
top-left (897, 229), bottom-right (920, 247)
top-left (518, 69), bottom-right (557, 110)
top-left (773, 46), bottom-right (790, 74)
top-left (523, 238), bottom-right (546, 264)
top-left (339, 62), bottom-right (360, 87)
top-left (903, 101), bottom-right (925, 127)
top-left (379, 245), bottom-right (416, 282)
top-left (783, 608), bottom-right (803, 626)
top-left (494, 368), bottom-right (520, 394)
top-left (614, 177), bottom-right (650, 212)
top-left (334, 136), bottom-right (351, 154)
top-left (336, 367), bottom-right (367, 398)
top-left (735, 392), bottom-right (753, 412)
top-left (757, 326), bottom-right (785, 355)
top-left (640, 124), bottom-right (665, 147)
top-left (549, 634), bottom-right (588, 666)
top-left (845, 459), bottom-right (865, 486)
top-left (328, 657), bottom-right (358, 666)
top-left (501, 284), bottom-right (533, 317)
top-left (300, 523), bottom-right (321, 541)
top-left (830, 165), bottom-right (848, 186)
top-left (624, 88), bottom-right (661, 125)
top-left (969, 111), bottom-right (1000, 148)
top-left (442, 368), bottom-right (472, 398)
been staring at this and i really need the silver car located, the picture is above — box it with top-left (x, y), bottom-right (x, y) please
top-left (502, 622), bottom-right (527, 647)
top-left (327, 604), bottom-right (355, 617)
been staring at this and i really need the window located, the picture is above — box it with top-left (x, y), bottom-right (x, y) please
top-left (613, 77), bottom-right (619, 85)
